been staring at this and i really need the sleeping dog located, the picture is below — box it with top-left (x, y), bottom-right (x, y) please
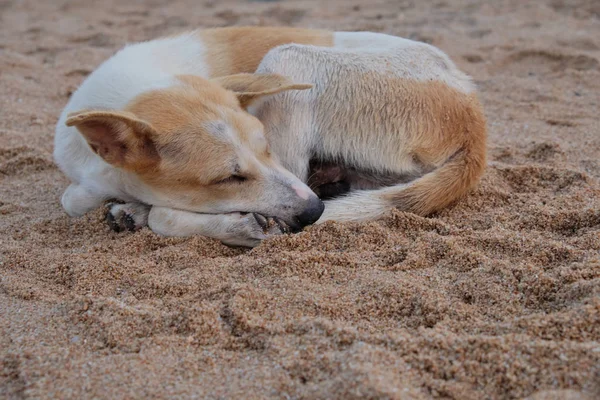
top-left (54, 27), bottom-right (486, 246)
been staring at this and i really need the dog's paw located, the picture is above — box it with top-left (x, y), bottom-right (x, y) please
top-left (105, 202), bottom-right (150, 233)
top-left (251, 213), bottom-right (292, 235)
top-left (221, 212), bottom-right (291, 247)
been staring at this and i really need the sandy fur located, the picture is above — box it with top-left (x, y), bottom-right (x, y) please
top-left (198, 26), bottom-right (333, 77)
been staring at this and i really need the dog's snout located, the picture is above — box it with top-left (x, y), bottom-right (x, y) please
top-left (295, 195), bottom-right (324, 229)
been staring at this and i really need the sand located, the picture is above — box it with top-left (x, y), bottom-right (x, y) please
top-left (1, 0), bottom-right (600, 398)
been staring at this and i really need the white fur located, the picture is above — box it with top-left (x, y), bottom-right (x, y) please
top-left (148, 207), bottom-right (285, 247)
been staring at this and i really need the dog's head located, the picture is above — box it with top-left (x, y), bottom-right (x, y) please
top-left (66, 73), bottom-right (323, 230)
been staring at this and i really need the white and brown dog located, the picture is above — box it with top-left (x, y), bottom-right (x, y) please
top-left (54, 27), bottom-right (486, 247)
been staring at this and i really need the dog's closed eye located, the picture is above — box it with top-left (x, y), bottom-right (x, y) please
top-left (214, 175), bottom-right (248, 185)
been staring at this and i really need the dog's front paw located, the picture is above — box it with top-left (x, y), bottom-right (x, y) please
top-left (105, 202), bottom-right (150, 232)
top-left (221, 212), bottom-right (291, 247)
top-left (251, 213), bottom-right (292, 235)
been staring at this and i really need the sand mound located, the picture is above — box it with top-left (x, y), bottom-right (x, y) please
top-left (1, 0), bottom-right (599, 398)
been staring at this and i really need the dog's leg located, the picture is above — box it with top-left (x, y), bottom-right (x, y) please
top-left (148, 207), bottom-right (290, 247)
top-left (105, 202), bottom-right (150, 232)
top-left (61, 183), bottom-right (105, 217)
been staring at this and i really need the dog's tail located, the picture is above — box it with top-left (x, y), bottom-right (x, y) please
top-left (317, 127), bottom-right (487, 223)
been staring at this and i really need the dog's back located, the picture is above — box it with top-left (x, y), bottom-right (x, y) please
top-left (253, 32), bottom-right (487, 221)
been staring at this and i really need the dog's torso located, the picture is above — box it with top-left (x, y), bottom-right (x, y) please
top-left (250, 32), bottom-right (482, 196)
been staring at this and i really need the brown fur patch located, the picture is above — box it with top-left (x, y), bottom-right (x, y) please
top-left (122, 79), bottom-right (271, 204)
top-left (382, 81), bottom-right (487, 215)
top-left (124, 84), bottom-right (234, 184)
top-left (198, 27), bottom-right (333, 77)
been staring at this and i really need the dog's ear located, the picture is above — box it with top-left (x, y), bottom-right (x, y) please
top-left (212, 73), bottom-right (312, 108)
top-left (66, 110), bottom-right (160, 170)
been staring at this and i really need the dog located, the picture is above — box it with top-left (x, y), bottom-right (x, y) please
top-left (54, 27), bottom-right (486, 247)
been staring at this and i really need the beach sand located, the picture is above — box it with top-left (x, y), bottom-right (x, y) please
top-left (1, 0), bottom-right (599, 398)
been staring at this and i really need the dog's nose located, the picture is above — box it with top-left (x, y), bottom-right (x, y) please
top-left (295, 196), bottom-right (325, 228)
